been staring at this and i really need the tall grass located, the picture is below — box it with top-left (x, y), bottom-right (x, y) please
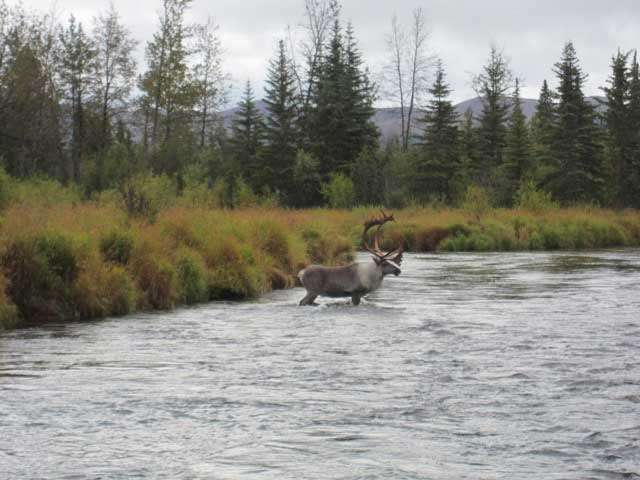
top-left (1, 179), bottom-right (639, 330)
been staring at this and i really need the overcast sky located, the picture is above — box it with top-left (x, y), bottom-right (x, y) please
top-left (21, 0), bottom-right (640, 106)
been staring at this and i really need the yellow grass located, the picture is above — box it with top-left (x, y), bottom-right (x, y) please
top-left (1, 201), bottom-right (639, 330)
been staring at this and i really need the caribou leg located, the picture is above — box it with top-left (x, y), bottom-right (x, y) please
top-left (351, 294), bottom-right (361, 306)
top-left (299, 293), bottom-right (318, 306)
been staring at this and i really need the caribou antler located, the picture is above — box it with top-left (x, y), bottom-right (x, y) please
top-left (362, 210), bottom-right (403, 263)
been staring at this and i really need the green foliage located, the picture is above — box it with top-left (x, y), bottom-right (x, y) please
top-left (514, 180), bottom-right (559, 212)
top-left (262, 40), bottom-right (298, 199)
top-left (461, 185), bottom-right (493, 222)
top-left (321, 172), bottom-right (355, 209)
top-left (547, 42), bottom-right (605, 204)
top-left (474, 46), bottom-right (513, 188)
top-left (415, 62), bottom-right (460, 203)
top-left (230, 81), bottom-right (264, 188)
top-left (134, 257), bottom-right (178, 310)
top-left (100, 230), bottom-right (135, 265)
top-left (0, 166), bottom-right (14, 209)
top-left (175, 248), bottom-right (208, 304)
top-left (351, 148), bottom-right (386, 206)
top-left (291, 150), bottom-right (321, 207)
top-left (1, 232), bottom-right (79, 323)
top-left (120, 173), bottom-right (176, 221)
top-left (501, 79), bottom-right (532, 205)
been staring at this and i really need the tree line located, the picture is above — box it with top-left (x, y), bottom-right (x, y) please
top-left (0, 0), bottom-right (638, 209)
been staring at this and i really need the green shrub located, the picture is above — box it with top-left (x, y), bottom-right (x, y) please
top-left (321, 173), bottom-right (355, 209)
top-left (175, 249), bottom-right (208, 304)
top-left (1, 233), bottom-right (79, 323)
top-left (134, 257), bottom-right (178, 310)
top-left (120, 173), bottom-right (176, 222)
top-left (74, 262), bottom-right (136, 318)
top-left (515, 180), bottom-right (559, 212)
top-left (100, 230), bottom-right (135, 265)
top-left (462, 185), bottom-right (493, 222)
top-left (0, 272), bottom-right (19, 330)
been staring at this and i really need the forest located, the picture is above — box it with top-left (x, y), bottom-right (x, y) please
top-left (2, 0), bottom-right (640, 329)
top-left (1, 0), bottom-right (639, 209)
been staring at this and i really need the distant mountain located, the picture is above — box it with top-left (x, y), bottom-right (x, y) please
top-left (220, 96), bottom-right (606, 143)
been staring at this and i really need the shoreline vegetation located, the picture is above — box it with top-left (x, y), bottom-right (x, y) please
top-left (1, 182), bottom-right (640, 331)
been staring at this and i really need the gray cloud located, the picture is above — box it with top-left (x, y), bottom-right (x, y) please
top-left (24, 0), bottom-right (640, 104)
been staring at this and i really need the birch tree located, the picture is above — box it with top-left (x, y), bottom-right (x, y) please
top-left (92, 2), bottom-right (137, 150)
top-left (383, 8), bottom-right (432, 151)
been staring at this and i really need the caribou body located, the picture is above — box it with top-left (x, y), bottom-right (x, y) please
top-left (298, 212), bottom-right (403, 306)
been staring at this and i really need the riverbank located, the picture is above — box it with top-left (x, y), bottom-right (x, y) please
top-left (1, 203), bottom-right (640, 330)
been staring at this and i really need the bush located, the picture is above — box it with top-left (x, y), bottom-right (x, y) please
top-left (175, 249), bottom-right (208, 304)
top-left (74, 261), bottom-right (136, 318)
top-left (462, 185), bottom-right (493, 222)
top-left (120, 173), bottom-right (176, 222)
top-left (1, 233), bottom-right (79, 323)
top-left (321, 173), bottom-right (355, 209)
top-left (134, 257), bottom-right (178, 310)
top-left (0, 166), bottom-right (14, 210)
top-left (100, 230), bottom-right (135, 265)
top-left (0, 272), bottom-right (19, 330)
top-left (514, 180), bottom-right (559, 212)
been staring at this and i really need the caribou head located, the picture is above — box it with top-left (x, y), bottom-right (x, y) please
top-left (362, 210), bottom-right (403, 277)
top-left (297, 211), bottom-right (403, 306)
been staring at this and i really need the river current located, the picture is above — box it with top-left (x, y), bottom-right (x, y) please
top-left (1, 251), bottom-right (640, 479)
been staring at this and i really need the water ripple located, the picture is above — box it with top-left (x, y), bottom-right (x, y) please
top-left (1, 250), bottom-right (640, 479)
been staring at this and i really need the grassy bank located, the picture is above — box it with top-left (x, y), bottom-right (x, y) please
top-left (1, 199), bottom-right (640, 330)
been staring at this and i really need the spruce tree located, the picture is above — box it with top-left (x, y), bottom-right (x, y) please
top-left (502, 79), bottom-right (531, 205)
top-left (342, 22), bottom-right (378, 164)
top-left (602, 50), bottom-right (632, 206)
top-left (415, 62), bottom-right (459, 202)
top-left (230, 81), bottom-right (264, 188)
top-left (474, 46), bottom-right (512, 190)
top-left (530, 79), bottom-right (556, 179)
top-left (312, 19), bottom-right (347, 176)
top-left (628, 51), bottom-right (640, 207)
top-left (308, 18), bottom-right (378, 179)
top-left (549, 42), bottom-right (604, 204)
top-left (262, 40), bottom-right (299, 199)
top-left (459, 108), bottom-right (478, 195)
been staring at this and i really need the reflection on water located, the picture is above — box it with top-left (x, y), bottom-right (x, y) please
top-left (1, 251), bottom-right (640, 479)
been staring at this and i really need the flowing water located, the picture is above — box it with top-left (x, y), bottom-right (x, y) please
top-left (1, 251), bottom-right (640, 480)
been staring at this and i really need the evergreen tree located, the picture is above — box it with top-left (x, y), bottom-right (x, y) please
top-left (308, 18), bottom-right (378, 179)
top-left (459, 108), bottom-right (478, 194)
top-left (501, 78), bottom-right (531, 205)
top-left (311, 19), bottom-right (347, 176)
top-left (351, 147), bottom-right (386, 205)
top-left (230, 81), bottom-right (264, 188)
top-left (474, 46), bottom-right (513, 190)
top-left (602, 50), bottom-right (633, 206)
top-left (628, 51), bottom-right (640, 207)
top-left (342, 22), bottom-right (378, 163)
top-left (415, 62), bottom-right (459, 202)
top-left (262, 39), bottom-right (299, 199)
top-left (530, 79), bottom-right (556, 179)
top-left (548, 42), bottom-right (604, 204)
top-left (58, 15), bottom-right (96, 182)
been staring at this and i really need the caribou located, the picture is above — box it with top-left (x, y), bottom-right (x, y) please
top-left (297, 211), bottom-right (403, 306)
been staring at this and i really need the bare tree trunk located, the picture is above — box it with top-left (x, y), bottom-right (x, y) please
top-left (404, 8), bottom-right (428, 151)
top-left (389, 15), bottom-right (406, 150)
top-left (384, 8), bottom-right (431, 152)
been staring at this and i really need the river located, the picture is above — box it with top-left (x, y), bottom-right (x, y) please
top-left (1, 251), bottom-right (640, 479)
